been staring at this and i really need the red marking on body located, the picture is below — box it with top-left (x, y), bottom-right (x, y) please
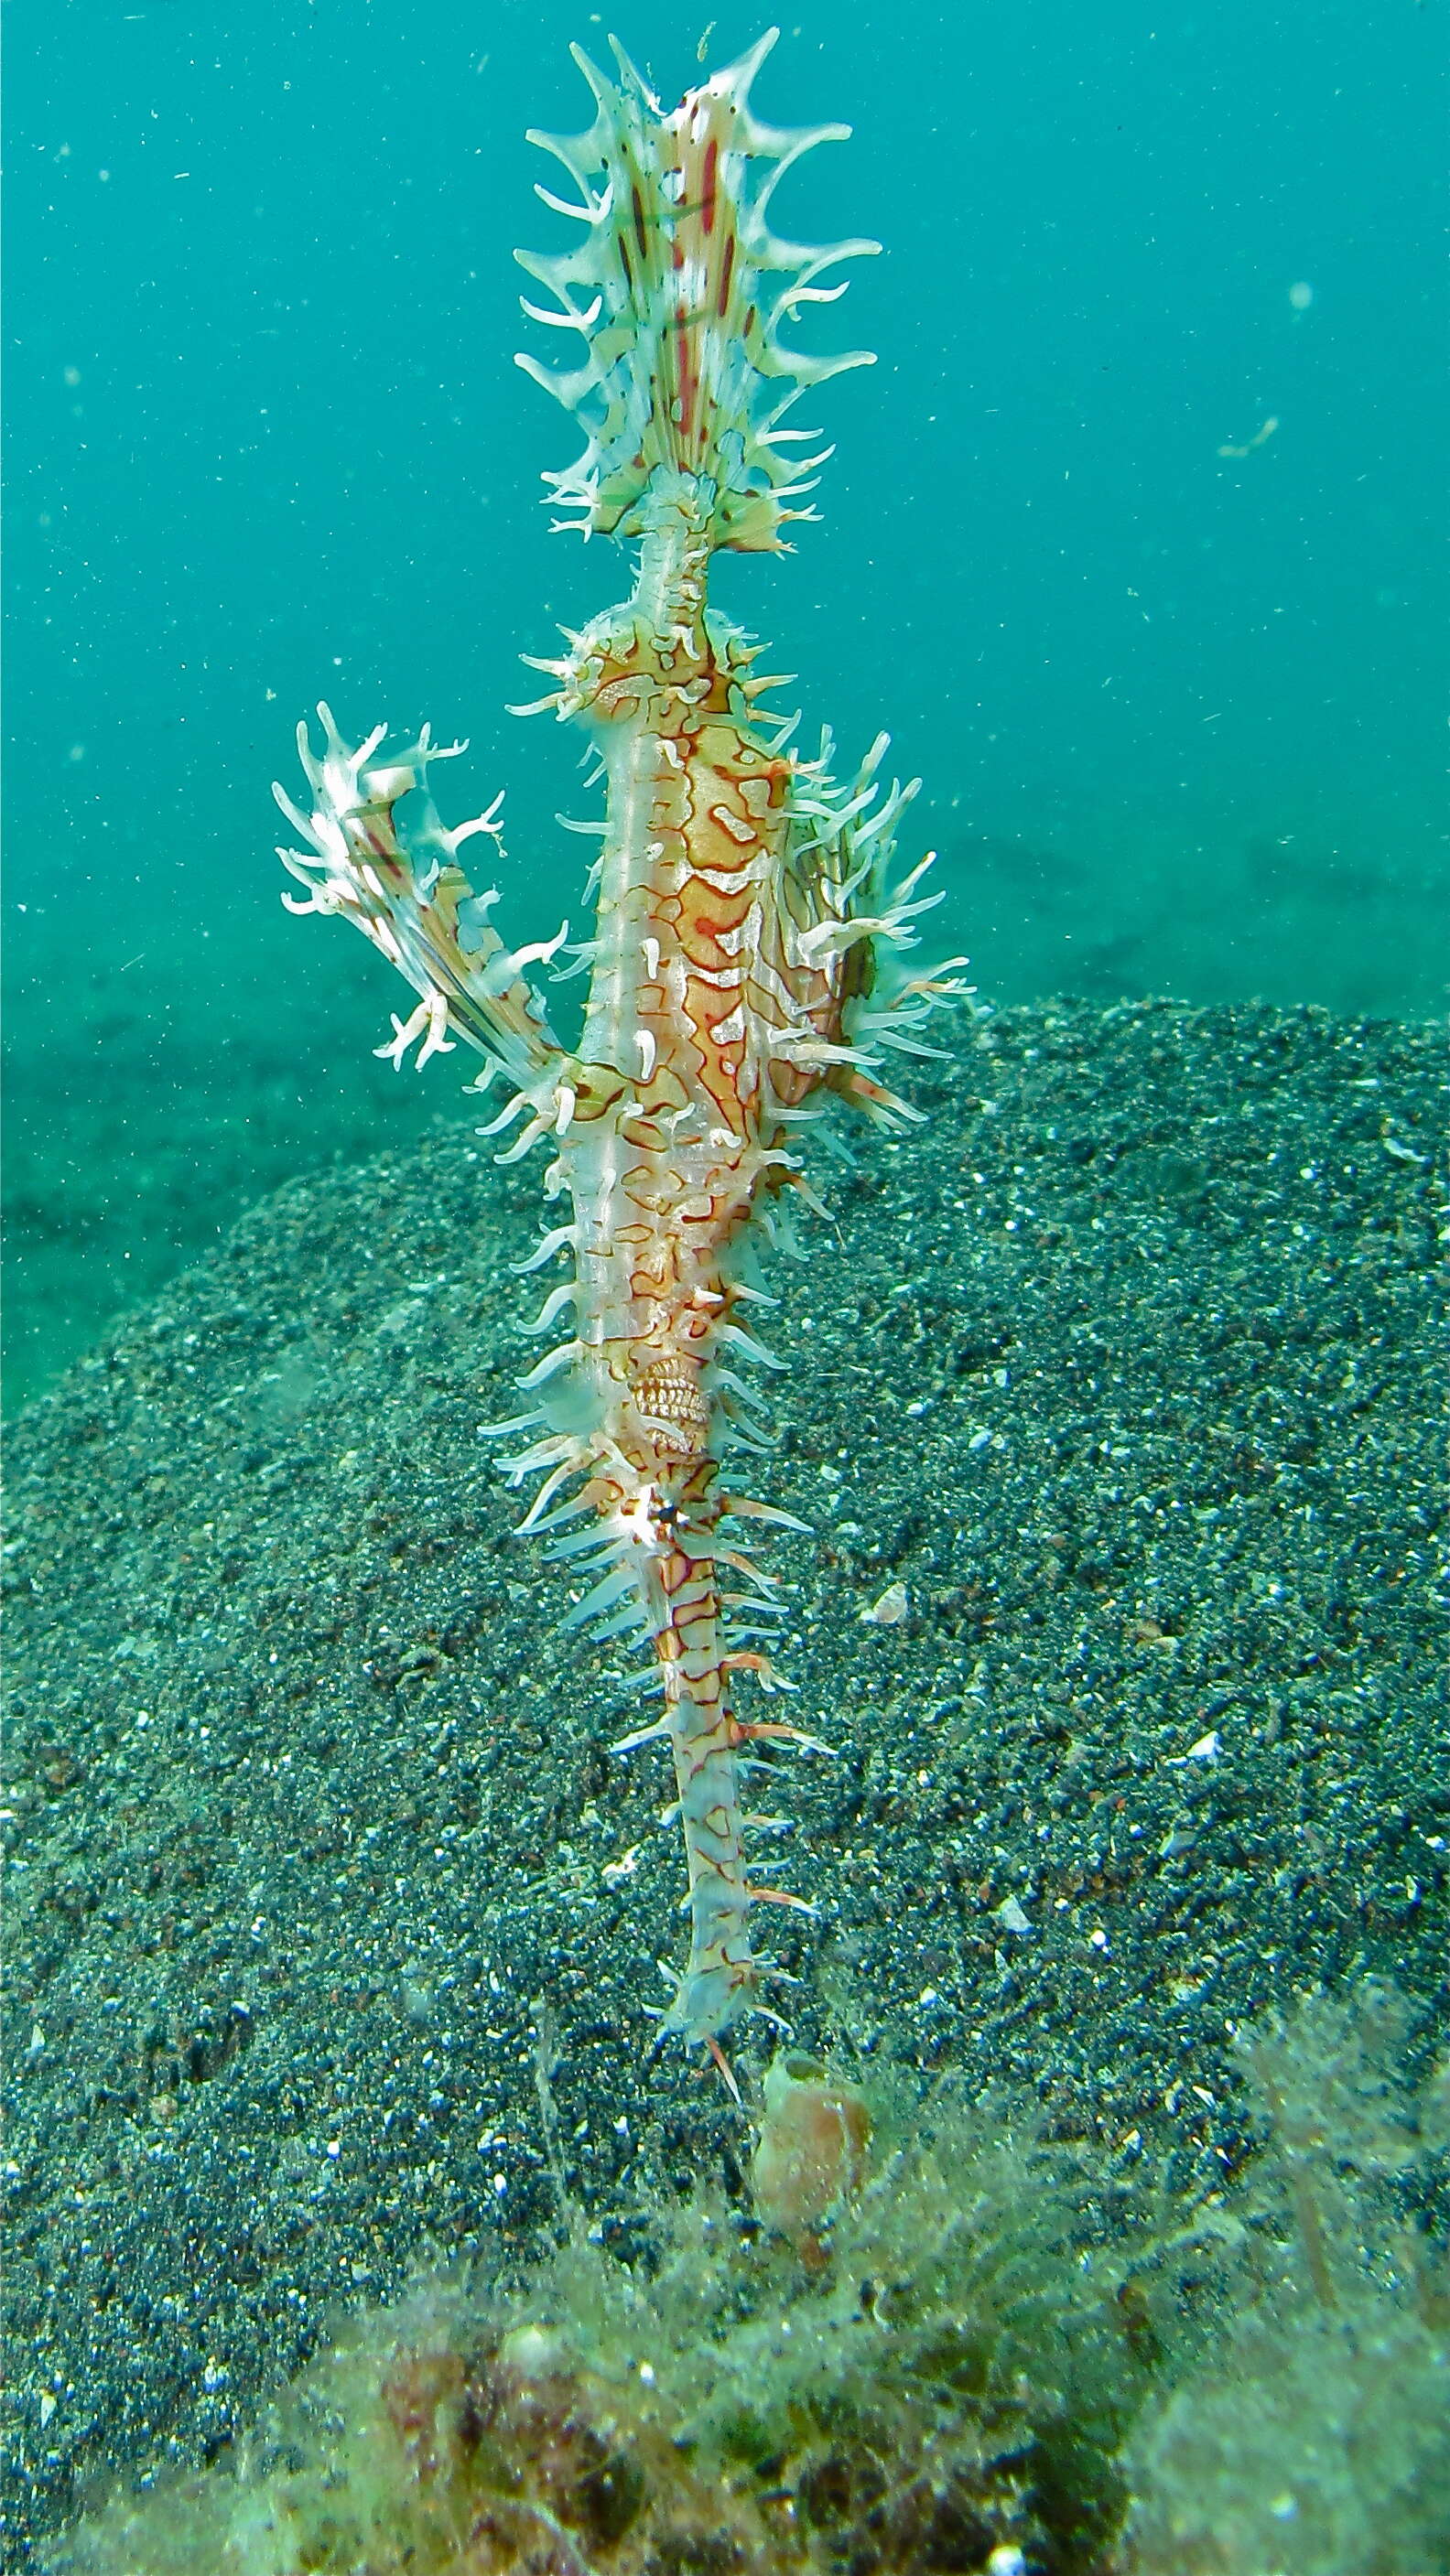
top-left (631, 183), bottom-right (649, 260)
top-left (700, 138), bottom-right (719, 236)
top-left (683, 919), bottom-right (742, 968)
top-left (718, 232), bottom-right (736, 319)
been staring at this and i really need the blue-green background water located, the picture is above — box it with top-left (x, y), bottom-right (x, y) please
top-left (4, 0), bottom-right (1444, 1408)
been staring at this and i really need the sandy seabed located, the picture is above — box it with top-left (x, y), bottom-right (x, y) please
top-left (3, 997), bottom-right (1445, 2563)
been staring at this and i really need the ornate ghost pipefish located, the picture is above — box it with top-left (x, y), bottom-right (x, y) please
top-left (274, 29), bottom-right (967, 2087)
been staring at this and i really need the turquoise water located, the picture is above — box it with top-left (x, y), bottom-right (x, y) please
top-left (4, 0), bottom-right (1445, 1408)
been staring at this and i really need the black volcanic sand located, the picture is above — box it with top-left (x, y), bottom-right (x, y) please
top-left (4, 998), bottom-right (1445, 2560)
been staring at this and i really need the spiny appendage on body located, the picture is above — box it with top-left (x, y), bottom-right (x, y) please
top-left (274, 35), bottom-right (968, 2078)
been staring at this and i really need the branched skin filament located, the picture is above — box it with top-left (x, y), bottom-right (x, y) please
top-left (274, 34), bottom-right (967, 2081)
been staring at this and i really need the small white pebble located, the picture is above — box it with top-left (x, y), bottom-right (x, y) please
top-left (860, 1581), bottom-right (909, 1626)
top-left (996, 1894), bottom-right (1033, 1935)
top-left (1166, 1729), bottom-right (1220, 1765)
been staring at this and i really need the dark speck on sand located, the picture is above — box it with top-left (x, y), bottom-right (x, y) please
top-left (4, 998), bottom-right (1445, 2560)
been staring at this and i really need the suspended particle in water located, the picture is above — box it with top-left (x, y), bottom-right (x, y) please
top-left (1217, 415), bottom-right (1279, 460)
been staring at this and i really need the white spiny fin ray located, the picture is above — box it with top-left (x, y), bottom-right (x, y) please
top-left (546, 1521), bottom-right (628, 1563)
top-left (275, 706), bottom-right (564, 1093)
top-left (869, 1025), bottom-right (951, 1061)
top-left (588, 1600), bottom-right (653, 1644)
top-left (499, 1423), bottom-right (576, 1466)
top-left (496, 1431), bottom-right (574, 1478)
top-left (476, 918), bottom-right (570, 991)
top-left (720, 1494), bottom-right (813, 1534)
top-left (795, 881), bottom-right (945, 971)
top-left (518, 290), bottom-right (604, 333)
top-left (521, 1279), bottom-right (579, 1336)
top-left (716, 1321), bottom-right (785, 1371)
top-left (847, 1083), bottom-right (926, 1132)
top-left (477, 1408), bottom-right (546, 1440)
top-left (515, 1339), bottom-right (583, 1390)
top-left (474, 1090), bottom-right (536, 1140)
top-left (610, 1711), bottom-right (675, 1754)
top-left (745, 1871), bottom-right (813, 1901)
top-left (763, 1728), bottom-right (834, 1758)
top-left (523, 1494), bottom-right (596, 1537)
top-left (757, 1198), bottom-right (804, 1258)
top-left (770, 1030), bottom-right (880, 1072)
top-left (562, 1563), bottom-right (638, 1629)
top-left (514, 1458), bottom-right (580, 1531)
top-left (514, 33), bottom-right (877, 550)
top-left (503, 1458), bottom-right (577, 1506)
top-left (763, 708), bottom-right (804, 753)
top-left (709, 1882), bottom-right (812, 1917)
top-left (494, 1112), bottom-right (553, 1165)
top-left (714, 1535), bottom-right (776, 1578)
top-left (711, 1365), bottom-right (776, 1415)
top-left (533, 177), bottom-right (604, 223)
top-left (512, 1221), bottom-right (579, 1276)
top-left (717, 1413), bottom-right (776, 1457)
top-left (608, 1665), bottom-right (666, 1699)
top-left (810, 1118), bottom-right (859, 1169)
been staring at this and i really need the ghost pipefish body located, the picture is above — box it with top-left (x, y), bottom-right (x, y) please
top-left (273, 30), bottom-right (966, 2085)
